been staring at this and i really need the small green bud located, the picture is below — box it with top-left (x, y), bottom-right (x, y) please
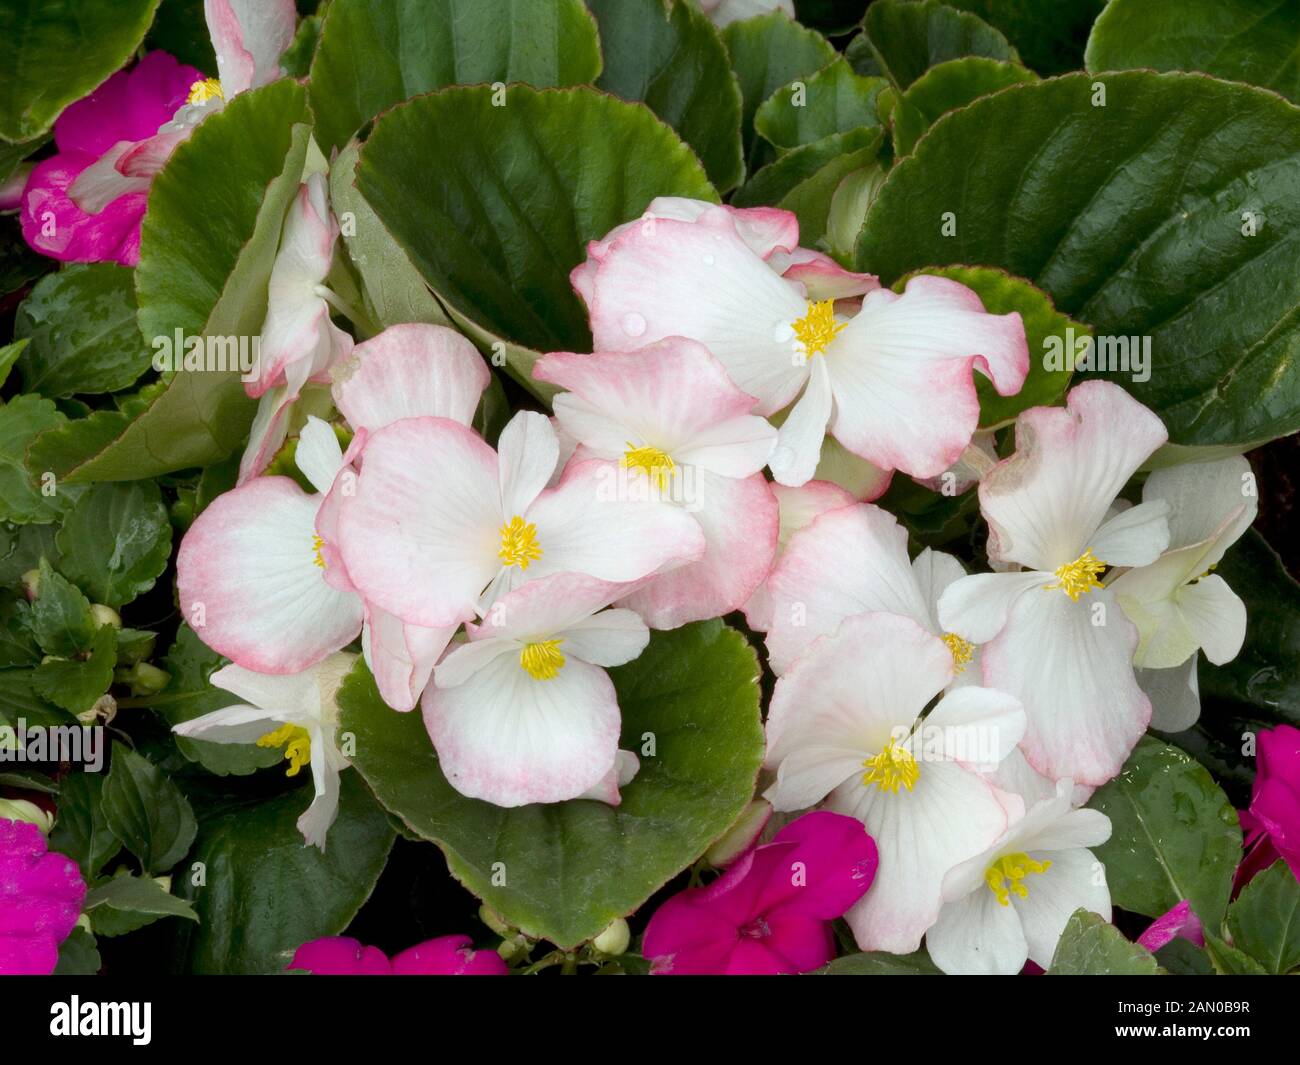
top-left (90, 604), bottom-right (122, 629)
top-left (592, 918), bottom-right (630, 957)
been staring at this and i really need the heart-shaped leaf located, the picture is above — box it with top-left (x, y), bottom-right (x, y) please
top-left (54, 481), bottom-right (172, 607)
top-left (856, 71), bottom-right (1300, 449)
top-left (0, 0), bottom-right (161, 141)
top-left (1086, 0), bottom-right (1300, 103)
top-left (1046, 910), bottom-right (1166, 975)
top-left (1088, 737), bottom-right (1242, 928)
top-left (308, 0), bottom-right (602, 155)
top-left (169, 771), bottom-right (395, 974)
top-left (590, 0), bottom-right (744, 192)
top-left (339, 620), bottom-right (764, 948)
top-left (355, 85), bottom-right (716, 390)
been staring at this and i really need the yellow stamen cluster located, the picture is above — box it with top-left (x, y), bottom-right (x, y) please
top-left (941, 632), bottom-right (975, 674)
top-left (187, 77), bottom-right (224, 105)
top-left (861, 743), bottom-right (919, 793)
top-left (257, 723), bottom-right (311, 777)
top-left (1047, 549), bottom-right (1106, 601)
top-left (520, 639), bottom-right (565, 680)
top-left (498, 515), bottom-right (542, 570)
top-left (311, 534), bottom-right (327, 569)
top-left (791, 299), bottom-right (846, 357)
top-left (984, 852), bottom-right (1052, 906)
top-left (622, 443), bottom-right (676, 491)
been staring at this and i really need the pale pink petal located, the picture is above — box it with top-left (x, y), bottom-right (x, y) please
top-left (332, 323), bottom-right (490, 437)
top-left (981, 585), bottom-right (1150, 786)
top-left (177, 478), bottom-right (364, 673)
top-left (422, 653), bottom-right (620, 807)
top-left (979, 381), bottom-right (1169, 571)
top-left (763, 504), bottom-right (931, 675)
top-left (362, 606), bottom-right (456, 713)
top-left (205, 0), bottom-right (296, 95)
top-left (778, 249), bottom-right (880, 300)
top-left (618, 471), bottom-right (777, 629)
top-left (338, 417), bottom-right (502, 628)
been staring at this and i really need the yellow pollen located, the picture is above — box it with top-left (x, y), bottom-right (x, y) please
top-left (187, 77), bottom-right (224, 105)
top-left (791, 299), bottom-right (846, 357)
top-left (941, 632), bottom-right (975, 674)
top-left (520, 639), bottom-right (565, 680)
top-left (984, 852), bottom-right (1052, 906)
top-left (499, 515), bottom-right (542, 570)
top-left (311, 534), bottom-right (326, 569)
top-left (256, 723), bottom-right (311, 777)
top-left (622, 443), bottom-right (676, 490)
top-left (1047, 548), bottom-right (1106, 601)
top-left (861, 743), bottom-right (919, 793)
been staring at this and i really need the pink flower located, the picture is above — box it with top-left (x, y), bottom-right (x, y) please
top-left (288, 935), bottom-right (508, 975)
top-left (1237, 724), bottom-right (1300, 890)
top-left (19, 52), bottom-right (201, 265)
top-left (1136, 900), bottom-right (1205, 953)
top-left (642, 811), bottom-right (877, 975)
top-left (0, 819), bottom-right (87, 975)
top-left (19, 1), bottom-right (296, 266)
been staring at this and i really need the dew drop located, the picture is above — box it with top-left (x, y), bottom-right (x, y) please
top-left (621, 312), bottom-right (647, 338)
top-left (772, 320), bottom-right (794, 344)
top-left (702, 253), bottom-right (715, 266)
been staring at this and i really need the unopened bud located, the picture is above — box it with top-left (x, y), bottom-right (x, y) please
top-left (0, 798), bottom-right (53, 834)
top-left (90, 604), bottom-right (122, 629)
top-left (21, 569), bottom-right (40, 600)
top-left (592, 918), bottom-right (630, 957)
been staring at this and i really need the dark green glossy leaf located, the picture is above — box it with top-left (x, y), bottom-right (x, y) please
top-left (340, 620), bottom-right (764, 948)
top-left (892, 56), bottom-right (1036, 156)
top-left (856, 71), bottom-right (1300, 449)
top-left (1227, 860), bottom-right (1300, 974)
top-left (818, 949), bottom-right (943, 974)
top-left (945, 0), bottom-right (1104, 76)
top-left (854, 0), bottom-right (1017, 90)
top-left (15, 264), bottom-right (151, 398)
top-left (722, 9), bottom-right (837, 168)
top-left (1087, 0), bottom-right (1300, 103)
top-left (0, 395), bottom-right (67, 523)
top-left (1089, 737), bottom-right (1242, 928)
top-left (0, 0), bottom-right (161, 141)
top-left (48, 771), bottom-right (120, 880)
top-left (54, 482), bottom-right (172, 607)
top-left (590, 0), bottom-right (744, 192)
top-left (31, 622), bottom-right (115, 713)
top-left (53, 926), bottom-right (101, 975)
top-left (355, 85), bottom-right (716, 385)
top-left (84, 870), bottom-right (199, 937)
top-left (308, 0), bottom-right (602, 154)
top-left (1046, 909), bottom-right (1166, 974)
top-left (29, 557), bottom-right (95, 657)
top-left (755, 56), bottom-right (886, 151)
top-left (170, 771), bottom-right (394, 974)
top-left (101, 742), bottom-right (198, 874)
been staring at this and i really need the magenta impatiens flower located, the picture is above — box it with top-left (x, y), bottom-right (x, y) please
top-left (0, 818), bottom-right (87, 975)
top-left (642, 811), bottom-right (877, 975)
top-left (19, 52), bottom-right (201, 266)
top-left (1237, 724), bottom-right (1300, 890)
top-left (288, 935), bottom-right (508, 975)
top-left (1136, 900), bottom-right (1204, 953)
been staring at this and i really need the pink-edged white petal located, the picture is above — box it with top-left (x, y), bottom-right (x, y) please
top-left (763, 504), bottom-right (932, 675)
top-left (337, 417), bottom-right (502, 628)
top-left (204, 0), bottom-right (296, 96)
top-left (238, 383), bottom-right (293, 484)
top-left (535, 338), bottom-right (771, 473)
top-left (422, 652), bottom-right (620, 807)
top-left (769, 354), bottom-right (833, 487)
top-left (177, 478), bottom-right (363, 673)
top-left (497, 411), bottom-right (559, 518)
top-left (833, 760), bottom-right (1010, 953)
top-left (765, 612), bottom-right (955, 797)
top-left (978, 381), bottom-right (1169, 570)
top-left (362, 605), bottom-right (455, 713)
top-left (582, 214), bottom-right (810, 414)
top-left (920, 686), bottom-right (1025, 770)
top-left (981, 585), bottom-right (1150, 785)
top-left (927, 883), bottom-right (1029, 975)
top-left (810, 433), bottom-right (893, 501)
top-left (776, 248), bottom-right (879, 300)
top-left (518, 459), bottom-right (705, 589)
top-left (822, 275), bottom-right (1028, 478)
top-left (577, 749), bottom-right (641, 806)
top-left (936, 570), bottom-right (1054, 645)
top-left (468, 571), bottom-right (634, 645)
top-left (331, 323), bottom-right (490, 438)
top-left (618, 470), bottom-right (777, 629)
top-left (294, 415), bottom-right (345, 494)
top-left (1014, 848), bottom-right (1112, 969)
top-left (742, 480), bottom-right (855, 631)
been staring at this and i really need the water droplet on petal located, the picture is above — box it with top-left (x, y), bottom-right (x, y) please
top-left (772, 320), bottom-right (794, 344)
top-left (621, 312), bottom-right (647, 338)
top-left (702, 253), bottom-right (715, 266)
